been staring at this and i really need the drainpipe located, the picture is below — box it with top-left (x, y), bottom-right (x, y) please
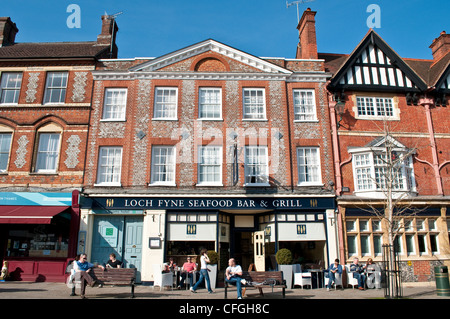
top-left (420, 97), bottom-right (444, 195)
top-left (326, 89), bottom-right (346, 266)
top-left (327, 92), bottom-right (343, 196)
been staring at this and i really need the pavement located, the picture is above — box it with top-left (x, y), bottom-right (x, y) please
top-left (0, 280), bottom-right (447, 300)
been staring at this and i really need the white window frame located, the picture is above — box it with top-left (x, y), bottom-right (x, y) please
top-left (0, 132), bottom-right (13, 172)
top-left (351, 149), bottom-right (416, 198)
top-left (101, 88), bottom-right (127, 121)
top-left (293, 89), bottom-right (317, 122)
top-left (243, 88), bottom-right (266, 120)
top-left (244, 146), bottom-right (269, 186)
top-left (150, 146), bottom-right (176, 186)
top-left (0, 72), bottom-right (22, 104)
top-left (43, 72), bottom-right (68, 104)
top-left (35, 133), bottom-right (61, 173)
top-left (199, 88), bottom-right (222, 120)
top-left (296, 147), bottom-right (322, 186)
top-left (153, 87), bottom-right (178, 120)
top-left (197, 146), bottom-right (222, 186)
top-left (355, 96), bottom-right (398, 120)
top-left (95, 146), bottom-right (123, 186)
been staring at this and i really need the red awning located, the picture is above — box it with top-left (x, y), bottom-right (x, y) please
top-left (0, 206), bottom-right (70, 224)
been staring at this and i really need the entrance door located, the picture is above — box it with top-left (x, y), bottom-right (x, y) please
top-left (91, 215), bottom-right (143, 282)
top-left (253, 231), bottom-right (265, 271)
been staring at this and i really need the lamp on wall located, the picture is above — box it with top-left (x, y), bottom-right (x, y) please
top-left (333, 91), bottom-right (346, 128)
top-left (335, 100), bottom-right (345, 128)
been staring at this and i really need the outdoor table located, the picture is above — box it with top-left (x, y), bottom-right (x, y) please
top-left (309, 269), bottom-right (324, 289)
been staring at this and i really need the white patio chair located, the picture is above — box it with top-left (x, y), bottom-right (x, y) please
top-left (293, 271), bottom-right (312, 289)
top-left (152, 264), bottom-right (173, 291)
top-left (345, 265), bottom-right (359, 289)
top-left (324, 272), bottom-right (343, 290)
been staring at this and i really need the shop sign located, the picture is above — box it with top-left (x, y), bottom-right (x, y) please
top-left (186, 224), bottom-right (197, 235)
top-left (0, 192), bottom-right (72, 206)
top-left (297, 224), bottom-right (307, 235)
top-left (86, 196), bottom-right (335, 210)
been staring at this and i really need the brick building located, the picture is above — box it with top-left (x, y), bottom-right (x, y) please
top-left (324, 27), bottom-right (450, 282)
top-left (0, 15), bottom-right (118, 282)
top-left (79, 9), bottom-right (336, 284)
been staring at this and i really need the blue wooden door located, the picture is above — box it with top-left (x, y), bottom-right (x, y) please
top-left (91, 216), bottom-right (124, 266)
top-left (91, 215), bottom-right (143, 282)
top-left (123, 216), bottom-right (143, 282)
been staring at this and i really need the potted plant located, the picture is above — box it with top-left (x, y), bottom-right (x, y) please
top-left (276, 248), bottom-right (294, 289)
top-left (206, 250), bottom-right (219, 290)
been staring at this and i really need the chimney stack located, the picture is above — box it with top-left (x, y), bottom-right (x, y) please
top-left (296, 8), bottom-right (318, 59)
top-left (429, 31), bottom-right (450, 62)
top-left (0, 17), bottom-right (18, 47)
top-left (96, 15), bottom-right (119, 58)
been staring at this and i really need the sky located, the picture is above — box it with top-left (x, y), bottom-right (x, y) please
top-left (2, 0), bottom-right (449, 60)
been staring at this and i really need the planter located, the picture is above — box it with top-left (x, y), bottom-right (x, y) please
top-left (207, 264), bottom-right (217, 290)
top-left (279, 264), bottom-right (294, 289)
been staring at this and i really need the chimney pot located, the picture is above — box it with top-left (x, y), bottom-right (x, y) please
top-left (430, 30), bottom-right (450, 62)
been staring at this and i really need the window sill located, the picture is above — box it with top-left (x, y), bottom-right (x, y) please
top-left (94, 183), bottom-right (122, 187)
top-left (197, 118), bottom-right (223, 121)
top-left (297, 182), bottom-right (323, 187)
top-left (30, 172), bottom-right (58, 175)
top-left (100, 119), bottom-right (126, 122)
top-left (294, 120), bottom-right (319, 123)
top-left (148, 183), bottom-right (176, 187)
top-left (152, 118), bottom-right (178, 121)
top-left (244, 183), bottom-right (270, 187)
top-left (242, 119), bottom-right (268, 122)
top-left (196, 183), bottom-right (224, 187)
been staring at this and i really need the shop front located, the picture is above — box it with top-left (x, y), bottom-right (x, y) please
top-left (0, 191), bottom-right (80, 282)
top-left (81, 195), bottom-right (337, 284)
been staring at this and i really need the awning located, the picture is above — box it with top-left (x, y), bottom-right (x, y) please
top-left (0, 206), bottom-right (70, 224)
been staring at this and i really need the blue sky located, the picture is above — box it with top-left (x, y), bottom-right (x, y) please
top-left (3, 0), bottom-right (449, 60)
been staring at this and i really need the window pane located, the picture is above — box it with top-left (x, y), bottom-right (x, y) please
top-left (151, 146), bottom-right (175, 184)
top-left (347, 235), bottom-right (357, 256)
top-left (374, 235), bottom-right (382, 256)
top-left (293, 90), bottom-right (316, 121)
top-left (418, 235), bottom-right (426, 254)
top-left (0, 72), bottom-right (22, 104)
top-left (199, 88), bottom-right (221, 119)
top-left (0, 133), bottom-right (12, 172)
top-left (198, 146), bottom-right (221, 184)
top-left (43, 72), bottom-right (68, 104)
top-left (245, 146), bottom-right (268, 184)
top-left (36, 133), bottom-right (60, 172)
top-left (97, 147), bottom-right (122, 184)
top-left (154, 88), bottom-right (177, 119)
top-left (297, 147), bottom-right (320, 184)
top-left (361, 235), bottom-right (370, 256)
top-left (430, 235), bottom-right (438, 254)
top-left (102, 89), bottom-right (127, 120)
top-left (406, 234), bottom-right (415, 255)
top-left (243, 89), bottom-right (265, 119)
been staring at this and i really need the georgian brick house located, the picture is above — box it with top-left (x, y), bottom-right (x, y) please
top-left (80, 9), bottom-right (337, 284)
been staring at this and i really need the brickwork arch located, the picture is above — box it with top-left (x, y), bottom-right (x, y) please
top-left (190, 53), bottom-right (231, 72)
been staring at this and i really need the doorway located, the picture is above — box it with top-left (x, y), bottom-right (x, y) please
top-left (91, 215), bottom-right (143, 282)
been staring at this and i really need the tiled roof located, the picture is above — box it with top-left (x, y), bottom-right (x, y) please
top-left (0, 41), bottom-right (109, 59)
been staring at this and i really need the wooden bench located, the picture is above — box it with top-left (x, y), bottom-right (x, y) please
top-left (224, 271), bottom-right (286, 299)
top-left (89, 268), bottom-right (137, 298)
